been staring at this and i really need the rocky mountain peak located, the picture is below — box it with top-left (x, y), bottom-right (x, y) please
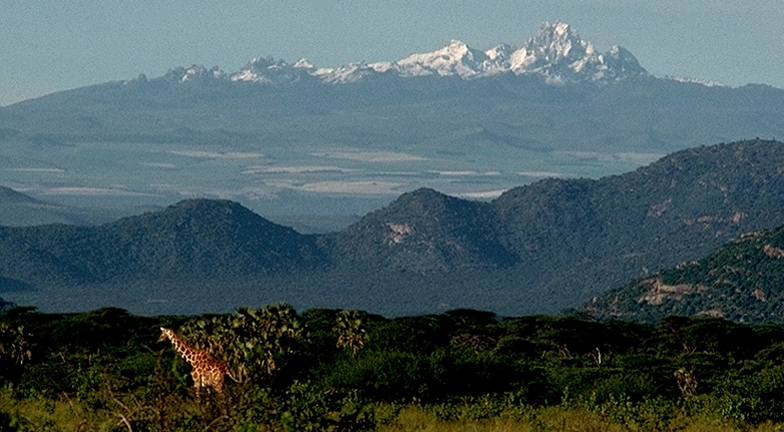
top-left (506, 21), bottom-right (646, 82)
top-left (147, 22), bottom-right (648, 87)
top-left (396, 39), bottom-right (491, 78)
top-left (526, 21), bottom-right (591, 61)
top-left (230, 56), bottom-right (313, 84)
top-left (162, 65), bottom-right (225, 83)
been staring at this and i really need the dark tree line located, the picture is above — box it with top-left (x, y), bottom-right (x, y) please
top-left (2, 307), bottom-right (784, 430)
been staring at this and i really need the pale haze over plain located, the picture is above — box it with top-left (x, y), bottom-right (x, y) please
top-left (1, 0), bottom-right (782, 106)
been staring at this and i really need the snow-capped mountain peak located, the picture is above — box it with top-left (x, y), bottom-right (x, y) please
top-left (230, 56), bottom-right (314, 84)
top-left (163, 65), bottom-right (225, 83)
top-left (314, 62), bottom-right (383, 84)
top-left (485, 44), bottom-right (514, 62)
top-left (293, 58), bottom-right (315, 69)
top-left (395, 39), bottom-right (492, 78)
top-left (443, 39), bottom-right (471, 55)
top-left (521, 21), bottom-right (594, 64)
top-left (154, 22), bottom-right (649, 88)
top-left (388, 22), bottom-right (647, 82)
top-left (507, 21), bottom-right (646, 81)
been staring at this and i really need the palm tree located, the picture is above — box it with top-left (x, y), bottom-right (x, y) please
top-left (675, 367), bottom-right (698, 398)
top-left (334, 310), bottom-right (368, 358)
top-left (0, 323), bottom-right (32, 365)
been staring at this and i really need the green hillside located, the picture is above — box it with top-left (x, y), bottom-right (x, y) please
top-left (320, 139), bottom-right (784, 314)
top-left (6, 140), bottom-right (784, 316)
top-left (322, 188), bottom-right (517, 272)
top-left (0, 199), bottom-right (327, 286)
top-left (585, 224), bottom-right (784, 323)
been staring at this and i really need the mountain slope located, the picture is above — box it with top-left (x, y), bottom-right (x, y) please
top-left (96, 199), bottom-right (328, 279)
top-left (323, 188), bottom-right (517, 272)
top-left (0, 186), bottom-right (39, 204)
top-left (497, 139), bottom-right (784, 264)
top-left (1, 23), bottom-right (782, 222)
top-left (0, 200), bottom-right (326, 286)
top-left (0, 186), bottom-right (146, 226)
top-left (583, 225), bottom-right (784, 323)
top-left (4, 141), bottom-right (784, 316)
top-left (335, 139), bottom-right (784, 312)
top-left (490, 140), bottom-right (784, 302)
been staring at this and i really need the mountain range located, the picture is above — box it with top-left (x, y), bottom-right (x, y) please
top-left (163, 22), bottom-right (647, 86)
top-left (3, 22), bottom-right (784, 318)
top-left (1, 22), bottom-right (783, 229)
top-left (0, 186), bottom-right (157, 227)
top-left (5, 140), bottom-right (784, 317)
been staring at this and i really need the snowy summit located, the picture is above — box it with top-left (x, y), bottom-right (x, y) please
top-left (150, 22), bottom-right (649, 87)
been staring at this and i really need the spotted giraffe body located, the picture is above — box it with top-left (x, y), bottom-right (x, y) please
top-left (158, 327), bottom-right (230, 392)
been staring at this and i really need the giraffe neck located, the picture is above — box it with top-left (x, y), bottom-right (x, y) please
top-left (168, 331), bottom-right (201, 365)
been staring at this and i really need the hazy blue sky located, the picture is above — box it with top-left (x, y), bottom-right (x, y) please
top-left (2, 0), bottom-right (782, 106)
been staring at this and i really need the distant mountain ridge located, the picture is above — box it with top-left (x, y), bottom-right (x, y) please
top-left (0, 186), bottom-right (39, 204)
top-left (6, 140), bottom-right (784, 317)
top-left (0, 187), bottom-right (156, 227)
top-left (147, 22), bottom-right (647, 88)
top-left (0, 199), bottom-right (325, 286)
top-left (3, 21), bottom-right (782, 221)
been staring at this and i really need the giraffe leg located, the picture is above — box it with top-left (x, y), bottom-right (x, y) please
top-left (191, 371), bottom-right (203, 401)
top-left (213, 373), bottom-right (225, 394)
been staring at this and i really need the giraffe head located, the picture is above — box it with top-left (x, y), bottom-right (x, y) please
top-left (157, 327), bottom-right (174, 343)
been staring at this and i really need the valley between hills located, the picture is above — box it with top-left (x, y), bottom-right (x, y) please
top-left (3, 23), bottom-right (784, 320)
top-left (9, 18), bottom-right (784, 432)
top-left (4, 140), bottom-right (784, 320)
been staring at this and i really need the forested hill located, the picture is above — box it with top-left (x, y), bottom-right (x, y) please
top-left (320, 139), bottom-right (784, 312)
top-left (331, 139), bottom-right (784, 271)
top-left (0, 199), bottom-right (327, 286)
top-left (322, 188), bottom-right (517, 272)
top-left (485, 139), bottom-right (784, 289)
top-left (7, 140), bottom-right (784, 316)
top-left (584, 224), bottom-right (784, 323)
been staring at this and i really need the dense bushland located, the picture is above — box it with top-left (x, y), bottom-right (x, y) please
top-left (3, 306), bottom-right (784, 431)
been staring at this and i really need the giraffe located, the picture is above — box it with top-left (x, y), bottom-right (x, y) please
top-left (157, 327), bottom-right (231, 393)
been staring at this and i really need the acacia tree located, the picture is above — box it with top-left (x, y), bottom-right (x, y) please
top-left (179, 304), bottom-right (304, 384)
top-left (180, 315), bottom-right (237, 354)
top-left (232, 304), bottom-right (303, 379)
top-left (334, 310), bottom-right (368, 358)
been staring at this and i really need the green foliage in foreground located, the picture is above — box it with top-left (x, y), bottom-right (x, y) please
top-left (4, 307), bottom-right (784, 431)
